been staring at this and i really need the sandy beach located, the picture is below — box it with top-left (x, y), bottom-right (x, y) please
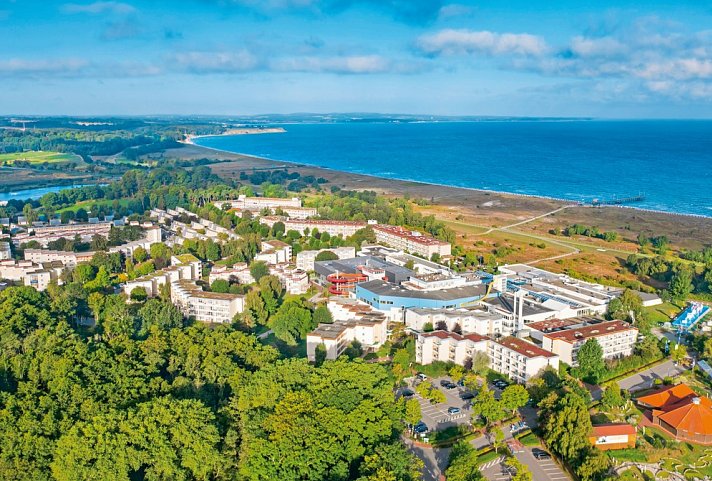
top-left (167, 143), bottom-right (712, 250)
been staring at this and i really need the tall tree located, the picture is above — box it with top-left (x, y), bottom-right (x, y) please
top-left (577, 339), bottom-right (605, 383)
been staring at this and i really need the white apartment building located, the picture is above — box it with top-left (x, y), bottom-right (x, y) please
top-left (24, 249), bottom-right (95, 267)
top-left (0, 259), bottom-right (64, 291)
top-left (306, 314), bottom-right (388, 362)
top-left (541, 320), bottom-right (638, 366)
top-left (405, 307), bottom-right (504, 337)
top-left (254, 240), bottom-right (292, 265)
top-left (109, 226), bottom-right (162, 257)
top-left (259, 216), bottom-right (372, 238)
top-left (171, 279), bottom-right (244, 324)
top-left (123, 254), bottom-right (201, 298)
top-left (209, 263), bottom-right (254, 285)
top-left (415, 331), bottom-right (489, 365)
top-left (12, 222), bottom-right (112, 247)
top-left (0, 241), bottom-right (11, 260)
top-left (488, 337), bottom-right (560, 383)
top-left (373, 224), bottom-right (452, 259)
top-left (214, 195), bottom-right (302, 212)
top-left (269, 263), bottom-right (309, 295)
top-left (296, 246), bottom-right (356, 271)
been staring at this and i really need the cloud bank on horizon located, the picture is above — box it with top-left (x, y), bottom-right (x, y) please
top-left (1, 0), bottom-right (711, 117)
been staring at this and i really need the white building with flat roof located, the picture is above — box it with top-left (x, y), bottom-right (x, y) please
top-left (260, 216), bottom-right (372, 238)
top-left (0, 259), bottom-right (64, 291)
top-left (269, 263), bottom-right (309, 295)
top-left (415, 331), bottom-right (489, 366)
top-left (0, 241), bottom-right (11, 260)
top-left (171, 279), bottom-right (244, 324)
top-left (405, 307), bottom-right (505, 337)
top-left (123, 254), bottom-right (201, 298)
top-left (306, 314), bottom-right (388, 362)
top-left (214, 195), bottom-right (302, 212)
top-left (541, 320), bottom-right (638, 366)
top-left (12, 222), bottom-right (112, 247)
top-left (24, 249), bottom-right (95, 267)
top-left (296, 246), bottom-right (356, 272)
top-left (254, 240), bottom-right (292, 265)
top-left (209, 263), bottom-right (254, 285)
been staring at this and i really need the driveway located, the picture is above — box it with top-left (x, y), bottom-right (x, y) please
top-left (617, 359), bottom-right (688, 392)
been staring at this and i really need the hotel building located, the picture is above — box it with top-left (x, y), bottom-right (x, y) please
top-left (373, 224), bottom-right (451, 259)
top-left (541, 320), bottom-right (638, 366)
top-left (295, 246), bottom-right (356, 271)
top-left (260, 216), bottom-right (371, 238)
top-left (171, 279), bottom-right (244, 324)
top-left (488, 336), bottom-right (560, 383)
top-left (415, 331), bottom-right (489, 365)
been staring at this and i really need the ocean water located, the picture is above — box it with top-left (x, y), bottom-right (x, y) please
top-left (194, 121), bottom-right (712, 217)
top-left (0, 184), bottom-right (93, 201)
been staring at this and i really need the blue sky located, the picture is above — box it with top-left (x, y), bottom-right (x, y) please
top-left (1, 0), bottom-right (712, 117)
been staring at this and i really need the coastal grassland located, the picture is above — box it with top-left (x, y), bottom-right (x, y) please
top-left (0, 150), bottom-right (83, 165)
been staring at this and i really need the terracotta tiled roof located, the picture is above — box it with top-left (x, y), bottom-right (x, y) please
top-left (637, 384), bottom-right (698, 409)
top-left (658, 397), bottom-right (712, 436)
top-left (591, 423), bottom-right (636, 437)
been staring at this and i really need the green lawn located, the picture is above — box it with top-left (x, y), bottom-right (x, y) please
top-left (0, 150), bottom-right (83, 165)
top-left (644, 302), bottom-right (684, 324)
top-left (57, 199), bottom-right (131, 213)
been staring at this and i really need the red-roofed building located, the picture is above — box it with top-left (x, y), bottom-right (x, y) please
top-left (488, 336), bottom-right (559, 383)
top-left (373, 224), bottom-right (451, 259)
top-left (541, 320), bottom-right (638, 366)
top-left (589, 423), bottom-right (636, 450)
top-left (637, 384), bottom-right (712, 444)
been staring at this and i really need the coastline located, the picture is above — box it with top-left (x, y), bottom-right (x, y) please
top-left (167, 142), bottom-right (712, 250)
top-left (190, 138), bottom-right (710, 221)
top-left (184, 127), bottom-right (286, 144)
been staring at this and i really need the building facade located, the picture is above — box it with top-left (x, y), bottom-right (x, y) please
top-left (541, 320), bottom-right (638, 366)
top-left (373, 224), bottom-right (451, 259)
top-left (171, 279), bottom-right (244, 324)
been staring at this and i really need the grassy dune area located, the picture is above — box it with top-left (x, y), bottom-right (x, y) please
top-left (0, 150), bottom-right (83, 165)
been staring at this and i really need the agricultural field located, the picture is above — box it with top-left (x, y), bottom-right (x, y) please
top-left (0, 150), bottom-right (84, 165)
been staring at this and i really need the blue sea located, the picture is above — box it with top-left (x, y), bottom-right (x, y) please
top-left (194, 121), bottom-right (712, 217)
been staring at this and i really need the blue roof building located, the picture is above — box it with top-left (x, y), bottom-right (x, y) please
top-left (355, 279), bottom-right (486, 315)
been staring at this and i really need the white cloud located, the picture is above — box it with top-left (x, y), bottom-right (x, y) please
top-left (416, 29), bottom-right (548, 57)
top-left (569, 36), bottom-right (628, 57)
top-left (272, 55), bottom-right (392, 74)
top-left (437, 4), bottom-right (473, 19)
top-left (170, 50), bottom-right (261, 73)
top-left (61, 2), bottom-right (136, 15)
top-left (0, 58), bottom-right (90, 77)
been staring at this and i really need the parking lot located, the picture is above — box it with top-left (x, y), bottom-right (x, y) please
top-left (479, 445), bottom-right (570, 481)
top-left (403, 376), bottom-right (475, 431)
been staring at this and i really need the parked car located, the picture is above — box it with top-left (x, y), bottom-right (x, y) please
top-left (414, 422), bottom-right (428, 434)
top-left (460, 392), bottom-right (475, 400)
top-left (533, 449), bottom-right (551, 460)
top-left (402, 388), bottom-right (415, 398)
top-left (417, 373), bottom-right (428, 381)
top-left (447, 407), bottom-right (461, 415)
top-left (440, 379), bottom-right (451, 387)
top-left (444, 382), bottom-right (457, 389)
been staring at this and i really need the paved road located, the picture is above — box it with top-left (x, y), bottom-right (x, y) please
top-left (617, 359), bottom-right (688, 392)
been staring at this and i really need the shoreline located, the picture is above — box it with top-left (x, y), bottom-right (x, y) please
top-left (185, 127), bottom-right (286, 144)
top-left (190, 139), bottom-right (711, 221)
